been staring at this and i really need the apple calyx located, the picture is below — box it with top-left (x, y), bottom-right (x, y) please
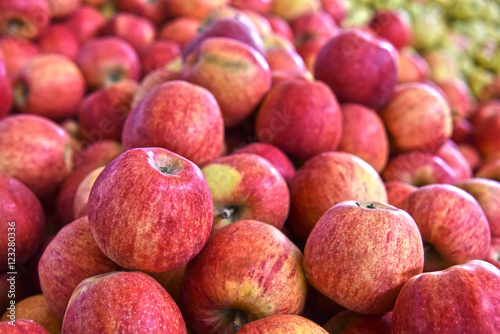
top-left (8, 18), bottom-right (26, 35)
top-left (159, 165), bottom-right (174, 174)
top-left (106, 68), bottom-right (126, 86)
top-left (220, 206), bottom-right (237, 220)
top-left (14, 81), bottom-right (29, 107)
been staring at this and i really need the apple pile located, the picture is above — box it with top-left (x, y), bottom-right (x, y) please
top-left (1, 0), bottom-right (500, 333)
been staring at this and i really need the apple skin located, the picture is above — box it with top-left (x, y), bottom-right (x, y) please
top-left (255, 79), bottom-right (342, 161)
top-left (397, 48), bottom-right (429, 84)
top-left (436, 78), bottom-right (474, 125)
top-left (38, 216), bottom-right (122, 319)
top-left (179, 220), bottom-right (307, 334)
top-left (0, 172), bottom-right (45, 272)
top-left (0, 0), bottom-right (51, 40)
top-left (338, 103), bottom-right (389, 173)
top-left (47, 0), bottom-right (80, 18)
top-left (470, 99), bottom-right (500, 126)
top-left (0, 52), bottom-right (12, 119)
top-left (0, 36), bottom-right (40, 82)
top-left (122, 80), bottom-right (224, 166)
top-left (13, 54), bottom-right (85, 122)
top-left (265, 14), bottom-right (294, 42)
top-left (65, 6), bottom-right (106, 43)
top-left (88, 147), bottom-right (214, 273)
top-left (230, 0), bottom-right (271, 12)
top-left (435, 140), bottom-right (472, 181)
top-left (314, 29), bottom-right (398, 110)
top-left (0, 319), bottom-right (49, 333)
top-left (201, 153), bottom-right (290, 231)
top-left (392, 260), bottom-right (500, 333)
top-left (237, 314), bottom-right (328, 333)
top-left (103, 13), bottom-right (156, 53)
top-left (62, 271), bottom-right (187, 333)
top-left (458, 143), bottom-right (481, 171)
top-left (486, 237), bottom-right (500, 269)
top-left (73, 166), bottom-right (104, 219)
top-left (159, 17), bottom-right (200, 51)
top-left (304, 201), bottom-right (424, 315)
top-left (73, 140), bottom-right (124, 169)
top-left (77, 80), bottom-right (138, 144)
top-left (271, 0), bottom-right (321, 22)
top-left (402, 184), bottom-right (491, 272)
top-left (476, 159), bottom-right (500, 182)
top-left (163, 0), bottom-right (229, 20)
top-left (451, 117), bottom-right (474, 145)
top-left (185, 37), bottom-right (271, 128)
top-left (379, 82), bottom-right (453, 154)
top-left (76, 37), bottom-right (141, 90)
top-left (475, 111), bottom-right (500, 156)
top-left (368, 10), bottom-right (413, 50)
top-left (140, 40), bottom-right (181, 75)
top-left (323, 311), bottom-right (392, 334)
top-left (384, 180), bottom-right (417, 210)
top-left (0, 114), bottom-right (74, 199)
top-left (455, 178), bottom-right (500, 238)
top-left (265, 47), bottom-right (308, 78)
top-left (38, 24), bottom-right (81, 60)
top-left (291, 11), bottom-right (338, 43)
top-left (117, 0), bottom-right (167, 25)
top-left (232, 142), bottom-right (296, 184)
top-left (288, 151), bottom-right (387, 242)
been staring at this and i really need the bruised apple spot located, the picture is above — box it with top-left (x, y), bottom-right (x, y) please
top-left (202, 164), bottom-right (242, 198)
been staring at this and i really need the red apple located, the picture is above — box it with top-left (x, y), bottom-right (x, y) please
top-left (314, 29), bottom-right (398, 110)
top-left (451, 117), bottom-right (475, 145)
top-left (62, 271), bottom-right (187, 333)
top-left (295, 36), bottom-right (329, 73)
top-left (0, 114), bottom-right (74, 199)
top-left (159, 17), bottom-right (200, 51)
top-left (368, 10), bottom-right (413, 50)
top-left (38, 24), bottom-right (80, 60)
top-left (163, 0), bottom-right (229, 19)
top-left (320, 0), bottom-right (346, 25)
top-left (0, 52), bottom-right (12, 119)
top-left (88, 147), bottom-right (214, 272)
top-left (47, 0), bottom-right (80, 18)
top-left (392, 260), bottom-right (500, 333)
top-left (0, 319), bottom-right (48, 333)
top-left (402, 184), bottom-right (491, 272)
top-left (264, 14), bottom-right (294, 42)
top-left (0, 172), bottom-right (45, 272)
top-left (179, 220), bottom-right (307, 333)
top-left (323, 311), bottom-right (392, 333)
top-left (0, 36), bottom-right (40, 82)
top-left (255, 79), bottom-right (342, 160)
top-left (436, 78), bottom-right (475, 124)
top-left (397, 47), bottom-right (429, 83)
top-left (470, 99), bottom-right (500, 126)
top-left (435, 140), bottom-right (472, 181)
top-left (13, 54), bottom-right (85, 122)
top-left (65, 5), bottom-right (106, 43)
top-left (185, 37), bottom-right (271, 128)
top-left (291, 10), bottom-right (338, 43)
top-left (384, 180), bottom-right (417, 209)
top-left (122, 80), bottom-right (224, 166)
top-left (103, 13), bottom-right (156, 53)
top-left (270, 0), bottom-right (321, 21)
top-left (475, 111), bottom-right (500, 156)
top-left (73, 166), bottom-right (104, 219)
top-left (238, 314), bottom-right (328, 333)
top-left (288, 151), bottom-right (387, 242)
top-left (117, 0), bottom-right (167, 25)
top-left (76, 37), bottom-right (141, 90)
top-left (476, 158), bottom-right (500, 182)
top-left (338, 103), bottom-right (389, 173)
top-left (140, 40), bottom-right (181, 74)
top-left (486, 237), bottom-right (500, 269)
top-left (265, 47), bottom-right (308, 78)
top-left (73, 140), bottom-right (124, 169)
top-left (201, 153), bottom-right (290, 231)
top-left (230, 0), bottom-right (271, 12)
top-left (0, 0), bottom-right (51, 40)
top-left (458, 143), bottom-right (481, 171)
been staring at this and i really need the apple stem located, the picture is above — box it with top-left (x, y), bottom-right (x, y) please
top-left (233, 311), bottom-right (243, 332)
top-left (367, 203), bottom-right (375, 209)
top-left (220, 207), bottom-right (236, 220)
top-left (159, 165), bottom-right (173, 174)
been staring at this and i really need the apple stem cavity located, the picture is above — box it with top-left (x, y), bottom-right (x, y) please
top-left (220, 206), bottom-right (237, 220)
top-left (8, 18), bottom-right (25, 35)
top-left (367, 203), bottom-right (375, 209)
top-left (233, 310), bottom-right (244, 333)
top-left (159, 165), bottom-right (173, 174)
top-left (14, 82), bottom-right (29, 107)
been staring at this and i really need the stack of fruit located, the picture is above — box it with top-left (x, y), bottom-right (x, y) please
top-left (0, 0), bottom-right (499, 333)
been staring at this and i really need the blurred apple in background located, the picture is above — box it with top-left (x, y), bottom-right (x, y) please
top-left (436, 78), bottom-right (475, 124)
top-left (117, 0), bottom-right (167, 25)
top-left (238, 314), bottom-right (328, 333)
top-left (103, 13), bottom-right (157, 53)
top-left (368, 9), bottom-right (413, 50)
top-left (486, 237), bottom-right (500, 269)
top-left (0, 52), bottom-right (12, 118)
top-left (0, 36), bottom-right (40, 82)
top-left (140, 40), bottom-right (181, 74)
top-left (435, 140), bottom-right (472, 181)
top-left (47, 0), bottom-right (80, 19)
top-left (397, 48), bottom-right (429, 83)
top-left (159, 17), bottom-right (201, 51)
top-left (37, 24), bottom-right (81, 60)
top-left (475, 159), bottom-right (500, 182)
top-left (64, 6), bottom-right (106, 43)
top-left (163, 0), bottom-right (229, 20)
top-left (73, 166), bottom-right (104, 219)
top-left (384, 180), bottom-right (417, 209)
top-left (0, 0), bottom-right (51, 40)
top-left (323, 310), bottom-right (392, 334)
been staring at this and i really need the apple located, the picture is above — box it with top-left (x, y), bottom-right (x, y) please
top-left (201, 153), bottom-right (289, 231)
top-left (159, 17), bottom-right (200, 51)
top-left (451, 117), bottom-right (475, 145)
top-left (384, 180), bottom-right (417, 209)
top-left (402, 184), bottom-right (491, 272)
top-left (304, 201), bottom-right (424, 314)
top-left (0, 294), bottom-right (61, 333)
top-left (264, 13), bottom-right (294, 42)
top-left (255, 79), bottom-right (342, 161)
top-left (397, 48), bottom-right (429, 83)
top-left (295, 36), bottom-right (329, 73)
top-left (0, 52), bottom-right (12, 119)
top-left (436, 78), bottom-right (475, 124)
top-left (73, 166), bottom-right (104, 219)
top-left (122, 80), bottom-right (224, 166)
top-left (458, 143), bottom-right (482, 171)
top-left (47, 0), bottom-right (80, 18)
top-left (486, 237), bottom-right (500, 269)
top-left (0, 36), bottom-right (40, 82)
top-left (0, 0), bottom-right (51, 40)
top-left (474, 111), bottom-right (500, 156)
top-left (270, 0), bottom-right (321, 22)
top-left (288, 151), bottom-right (387, 242)
top-left (103, 13), bottom-right (156, 53)
top-left (117, 0), bottom-right (167, 25)
top-left (368, 9), bottom-right (413, 50)
top-left (13, 54), bottom-right (85, 122)
top-left (237, 314), bottom-right (328, 333)
top-left (0, 172), bottom-right (45, 272)
top-left (337, 103), bottom-right (389, 173)
top-left (65, 5), bottom-right (106, 43)
top-left (163, 0), bottom-right (229, 20)
top-left (179, 220), bottom-right (307, 333)
top-left (314, 29), bottom-right (398, 110)
top-left (435, 140), bottom-right (472, 181)
top-left (475, 159), bottom-right (500, 182)
top-left (38, 216), bottom-right (122, 318)
top-left (291, 11), bottom-right (338, 43)
top-left (470, 99), bottom-right (500, 126)
top-left (323, 311), bottom-right (392, 333)
top-left (88, 147), bottom-right (213, 272)
top-left (76, 37), bottom-right (141, 90)
top-left (422, 49), bottom-right (460, 84)
top-left (0, 319), bottom-right (48, 333)
top-left (140, 40), bottom-right (181, 74)
top-left (232, 142), bottom-right (296, 184)
top-left (379, 82), bottom-right (453, 154)
top-left (38, 24), bottom-right (80, 60)
top-left (320, 0), bottom-right (346, 25)
top-left (392, 260), bottom-right (500, 333)
top-left (230, 0), bottom-right (271, 12)
top-left (0, 114), bottom-right (74, 199)
top-left (185, 37), bottom-right (271, 128)
top-left (62, 271), bottom-right (187, 333)
top-left (455, 178), bottom-right (500, 238)
top-left (77, 79), bottom-right (138, 144)
top-left (265, 47), bottom-right (308, 78)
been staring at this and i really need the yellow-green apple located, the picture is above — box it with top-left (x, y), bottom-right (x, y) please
top-left (436, 78), bottom-right (475, 125)
top-left (0, 53), bottom-right (12, 118)
top-left (368, 10), bottom-right (413, 50)
top-left (0, 172), bottom-right (45, 272)
top-left (455, 178), bottom-right (500, 238)
top-left (397, 48), bottom-right (429, 83)
top-left (384, 181), bottom-right (417, 209)
top-left (0, 319), bottom-right (48, 333)
top-left (232, 142), bottom-right (296, 184)
top-left (337, 103), bottom-right (389, 173)
top-left (304, 201), bottom-right (424, 314)
top-left (140, 40), bottom-right (181, 74)
top-left (314, 29), bottom-right (398, 110)
top-left (87, 147), bottom-right (214, 272)
top-left (422, 49), bottom-right (460, 84)
top-left (13, 54), bottom-right (85, 122)
top-left (475, 159), bottom-right (500, 182)
top-left (163, 0), bottom-right (228, 19)
top-left (486, 237), bottom-right (500, 269)
top-left (47, 0), bottom-right (80, 18)
top-left (288, 152), bottom-right (387, 242)
top-left (159, 17), bottom-right (200, 51)
top-left (65, 6), bottom-right (106, 43)
top-left (151, 265), bottom-right (187, 305)
top-left (323, 311), bottom-right (392, 334)
top-left (62, 271), bottom-right (187, 333)
top-left (435, 140), bottom-right (472, 181)
top-left (184, 37), bottom-right (271, 128)
top-left (122, 80), bottom-right (224, 166)
top-left (402, 184), bottom-right (491, 272)
top-left (77, 80), bottom-right (138, 143)
top-left (379, 82), bottom-right (453, 154)
top-left (0, 36), bottom-right (40, 82)
top-left (238, 314), bottom-right (328, 333)
top-left (0, 0), bottom-right (50, 40)
top-left (320, 0), bottom-right (346, 25)
top-left (0, 294), bottom-right (61, 332)
top-left (201, 153), bottom-right (289, 231)
top-left (76, 37), bottom-right (141, 90)
top-left (474, 111), bottom-right (500, 156)
top-left (73, 166), bottom-right (104, 219)
top-left (38, 24), bottom-right (80, 60)
top-left (271, 0), bottom-right (320, 21)
top-left (392, 260), bottom-right (500, 333)
top-left (117, 0), bottom-right (167, 25)
top-left (38, 216), bottom-right (122, 318)
top-left (103, 13), bottom-right (156, 53)
top-left (179, 220), bottom-right (307, 333)
top-left (255, 79), bottom-right (342, 160)
top-left (0, 114), bottom-right (74, 199)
